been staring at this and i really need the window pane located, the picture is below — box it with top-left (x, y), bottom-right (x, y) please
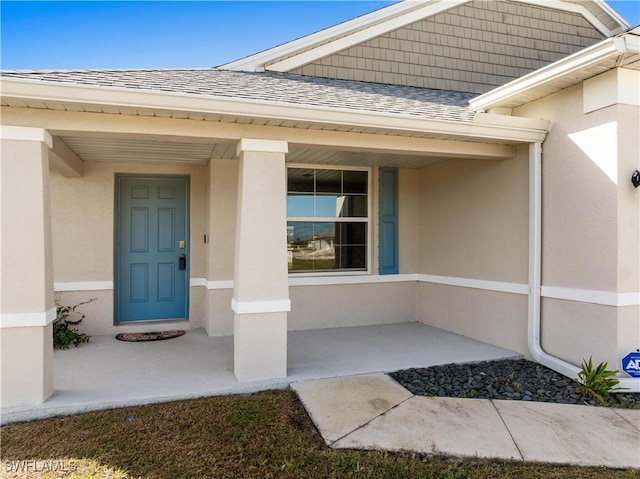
top-left (340, 195), bottom-right (367, 217)
top-left (316, 169), bottom-right (341, 193)
top-left (336, 246), bottom-right (367, 270)
top-left (288, 168), bottom-right (314, 192)
top-left (287, 194), bottom-right (314, 217)
top-left (343, 170), bottom-right (367, 194)
top-left (316, 194), bottom-right (339, 217)
top-left (287, 222), bottom-right (336, 272)
top-left (335, 222), bottom-right (366, 245)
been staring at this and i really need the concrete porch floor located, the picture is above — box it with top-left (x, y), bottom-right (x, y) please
top-left (1, 322), bottom-right (520, 424)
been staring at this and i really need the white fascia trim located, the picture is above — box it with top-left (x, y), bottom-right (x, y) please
top-left (469, 36), bottom-right (628, 112)
top-left (219, 0), bottom-right (456, 71)
top-left (190, 278), bottom-right (207, 287)
top-left (418, 274), bottom-right (529, 295)
top-left (541, 286), bottom-right (640, 307)
top-left (231, 298), bottom-right (291, 314)
top-left (515, 0), bottom-right (619, 37)
top-left (0, 307), bottom-right (56, 328)
top-left (0, 79), bottom-right (549, 144)
top-left (0, 125), bottom-right (53, 147)
top-left (54, 281), bottom-right (114, 291)
top-left (265, 0), bottom-right (469, 73)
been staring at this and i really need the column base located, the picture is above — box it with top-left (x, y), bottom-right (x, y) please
top-left (234, 312), bottom-right (287, 382)
top-left (0, 323), bottom-right (54, 407)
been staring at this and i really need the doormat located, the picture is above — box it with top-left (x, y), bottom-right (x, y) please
top-left (115, 330), bottom-right (185, 342)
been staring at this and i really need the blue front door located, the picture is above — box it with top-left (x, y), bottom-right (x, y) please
top-left (115, 175), bottom-right (189, 323)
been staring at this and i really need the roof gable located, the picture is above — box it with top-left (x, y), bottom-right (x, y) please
top-left (220, 0), bottom-right (629, 76)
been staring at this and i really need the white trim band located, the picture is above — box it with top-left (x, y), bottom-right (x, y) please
top-left (542, 286), bottom-right (640, 307)
top-left (231, 298), bottom-right (291, 315)
top-left (206, 280), bottom-right (234, 290)
top-left (0, 307), bottom-right (57, 328)
top-left (54, 281), bottom-right (114, 291)
top-left (418, 274), bottom-right (529, 295)
top-left (53, 279), bottom-right (218, 291)
top-left (52, 277), bottom-right (640, 307)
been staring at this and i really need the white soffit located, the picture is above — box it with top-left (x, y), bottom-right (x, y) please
top-left (60, 136), bottom-right (217, 164)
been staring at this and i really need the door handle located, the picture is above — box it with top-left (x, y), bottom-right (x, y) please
top-left (179, 254), bottom-right (186, 270)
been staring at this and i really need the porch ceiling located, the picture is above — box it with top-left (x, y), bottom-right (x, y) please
top-left (58, 135), bottom-right (462, 168)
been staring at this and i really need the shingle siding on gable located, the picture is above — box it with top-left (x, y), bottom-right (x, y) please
top-left (286, 0), bottom-right (605, 93)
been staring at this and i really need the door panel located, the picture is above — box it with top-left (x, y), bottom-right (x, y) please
top-left (115, 176), bottom-right (189, 322)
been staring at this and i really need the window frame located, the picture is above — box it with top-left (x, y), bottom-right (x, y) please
top-left (286, 164), bottom-right (372, 276)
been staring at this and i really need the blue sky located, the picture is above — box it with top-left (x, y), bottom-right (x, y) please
top-left (1, 1), bottom-right (638, 70)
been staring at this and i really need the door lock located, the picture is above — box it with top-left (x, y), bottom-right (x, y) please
top-left (179, 240), bottom-right (186, 249)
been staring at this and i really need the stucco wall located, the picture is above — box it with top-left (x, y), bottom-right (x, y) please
top-left (50, 161), bottom-right (209, 334)
top-left (398, 168), bottom-right (420, 274)
top-left (616, 104), bottom-right (640, 292)
top-left (418, 283), bottom-right (529, 356)
top-left (541, 299), bottom-right (618, 367)
top-left (206, 159), bottom-right (239, 281)
top-left (289, 282), bottom-right (417, 331)
top-left (513, 73), bottom-right (640, 367)
top-left (414, 150), bottom-right (530, 355)
top-left (417, 149), bottom-right (529, 282)
top-left (515, 82), bottom-right (620, 291)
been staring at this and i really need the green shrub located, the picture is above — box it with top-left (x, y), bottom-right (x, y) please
top-left (574, 356), bottom-right (624, 405)
top-left (53, 298), bottom-right (95, 349)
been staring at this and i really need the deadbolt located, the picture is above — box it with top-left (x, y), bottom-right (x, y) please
top-left (179, 240), bottom-right (186, 249)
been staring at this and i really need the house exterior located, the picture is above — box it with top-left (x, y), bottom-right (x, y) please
top-left (1, 0), bottom-right (638, 408)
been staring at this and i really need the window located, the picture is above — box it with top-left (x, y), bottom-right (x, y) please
top-left (287, 167), bottom-right (369, 273)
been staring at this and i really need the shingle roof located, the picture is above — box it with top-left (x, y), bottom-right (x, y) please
top-left (1, 69), bottom-right (477, 122)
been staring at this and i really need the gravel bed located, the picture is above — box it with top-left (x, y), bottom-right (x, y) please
top-left (390, 359), bottom-right (640, 409)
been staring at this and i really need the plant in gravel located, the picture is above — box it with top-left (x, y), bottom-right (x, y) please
top-left (53, 297), bottom-right (95, 349)
top-left (574, 356), bottom-right (624, 405)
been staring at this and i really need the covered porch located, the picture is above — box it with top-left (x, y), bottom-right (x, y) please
top-left (1, 73), bottom-right (548, 410)
top-left (2, 322), bottom-right (519, 424)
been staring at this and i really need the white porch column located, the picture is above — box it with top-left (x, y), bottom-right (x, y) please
top-left (233, 139), bottom-right (289, 382)
top-left (0, 126), bottom-right (55, 406)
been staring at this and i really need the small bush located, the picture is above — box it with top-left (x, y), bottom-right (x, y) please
top-left (53, 298), bottom-right (95, 349)
top-left (575, 356), bottom-right (624, 405)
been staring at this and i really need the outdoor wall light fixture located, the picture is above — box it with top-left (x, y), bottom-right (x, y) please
top-left (632, 170), bottom-right (640, 188)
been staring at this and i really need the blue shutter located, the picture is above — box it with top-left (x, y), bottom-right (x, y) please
top-left (379, 167), bottom-right (398, 275)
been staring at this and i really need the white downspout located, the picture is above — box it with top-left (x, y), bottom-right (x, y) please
top-left (528, 143), bottom-right (640, 392)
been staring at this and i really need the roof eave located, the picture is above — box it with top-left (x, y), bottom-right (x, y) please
top-left (0, 78), bottom-right (549, 143)
top-left (469, 34), bottom-right (635, 112)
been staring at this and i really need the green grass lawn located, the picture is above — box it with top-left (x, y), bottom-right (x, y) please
top-left (1, 390), bottom-right (637, 479)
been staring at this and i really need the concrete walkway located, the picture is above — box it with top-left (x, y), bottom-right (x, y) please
top-left (292, 374), bottom-right (640, 469)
